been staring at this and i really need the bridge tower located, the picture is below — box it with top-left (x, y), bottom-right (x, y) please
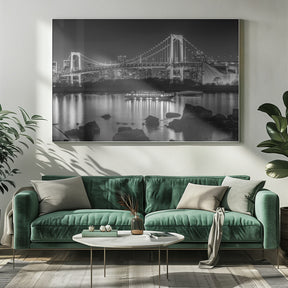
top-left (70, 52), bottom-right (82, 72)
top-left (69, 52), bottom-right (82, 86)
top-left (168, 34), bottom-right (184, 82)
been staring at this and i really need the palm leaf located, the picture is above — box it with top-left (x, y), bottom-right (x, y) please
top-left (19, 107), bottom-right (29, 124)
top-left (21, 134), bottom-right (34, 144)
top-left (31, 115), bottom-right (45, 120)
top-left (25, 126), bottom-right (36, 132)
top-left (0, 105), bottom-right (44, 193)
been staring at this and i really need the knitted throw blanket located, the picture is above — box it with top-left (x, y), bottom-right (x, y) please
top-left (199, 207), bottom-right (225, 269)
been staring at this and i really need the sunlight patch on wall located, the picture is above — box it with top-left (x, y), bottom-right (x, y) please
top-left (36, 19), bottom-right (52, 141)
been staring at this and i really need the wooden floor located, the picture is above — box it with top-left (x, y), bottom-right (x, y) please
top-left (0, 247), bottom-right (288, 287)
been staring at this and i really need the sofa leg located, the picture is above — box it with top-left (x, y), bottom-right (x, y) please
top-left (276, 247), bottom-right (280, 269)
top-left (261, 249), bottom-right (265, 260)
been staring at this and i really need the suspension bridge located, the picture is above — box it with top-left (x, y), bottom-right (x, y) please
top-left (53, 34), bottom-right (238, 87)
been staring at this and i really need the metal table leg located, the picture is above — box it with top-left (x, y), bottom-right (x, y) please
top-left (90, 247), bottom-right (93, 288)
top-left (158, 247), bottom-right (161, 288)
top-left (104, 247), bottom-right (106, 277)
top-left (166, 249), bottom-right (168, 279)
top-left (12, 249), bottom-right (15, 270)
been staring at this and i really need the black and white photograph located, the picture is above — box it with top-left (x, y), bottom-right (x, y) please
top-left (52, 19), bottom-right (239, 142)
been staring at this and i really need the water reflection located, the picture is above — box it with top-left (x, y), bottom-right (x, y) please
top-left (52, 92), bottom-right (238, 141)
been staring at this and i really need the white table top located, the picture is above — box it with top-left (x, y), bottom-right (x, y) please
top-left (73, 230), bottom-right (184, 249)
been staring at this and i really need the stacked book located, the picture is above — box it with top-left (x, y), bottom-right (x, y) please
top-left (82, 230), bottom-right (118, 237)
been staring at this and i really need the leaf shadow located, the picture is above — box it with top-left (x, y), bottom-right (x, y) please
top-left (35, 139), bottom-right (120, 177)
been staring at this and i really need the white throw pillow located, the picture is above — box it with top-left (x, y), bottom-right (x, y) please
top-left (221, 176), bottom-right (265, 215)
top-left (176, 183), bottom-right (228, 212)
top-left (31, 176), bottom-right (91, 216)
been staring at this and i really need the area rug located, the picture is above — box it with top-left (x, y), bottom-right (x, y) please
top-left (0, 250), bottom-right (287, 288)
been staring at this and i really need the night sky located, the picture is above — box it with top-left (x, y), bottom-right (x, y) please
top-left (53, 19), bottom-right (239, 68)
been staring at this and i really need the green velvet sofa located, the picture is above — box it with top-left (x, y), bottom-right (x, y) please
top-left (13, 175), bottom-right (279, 252)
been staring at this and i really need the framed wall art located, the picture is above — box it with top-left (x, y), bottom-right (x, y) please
top-left (52, 19), bottom-right (239, 142)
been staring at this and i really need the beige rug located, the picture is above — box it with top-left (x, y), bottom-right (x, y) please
top-left (0, 250), bottom-right (287, 288)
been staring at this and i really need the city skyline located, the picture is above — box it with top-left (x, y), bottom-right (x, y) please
top-left (53, 19), bottom-right (239, 69)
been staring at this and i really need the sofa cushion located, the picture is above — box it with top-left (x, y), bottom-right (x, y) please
top-left (31, 176), bottom-right (91, 216)
top-left (221, 176), bottom-right (265, 215)
top-left (42, 175), bottom-right (145, 214)
top-left (144, 209), bottom-right (262, 243)
top-left (144, 175), bottom-right (250, 214)
top-left (176, 183), bottom-right (228, 211)
top-left (31, 209), bottom-right (141, 242)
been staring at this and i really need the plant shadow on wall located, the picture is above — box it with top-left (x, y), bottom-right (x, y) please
top-left (35, 139), bottom-right (120, 177)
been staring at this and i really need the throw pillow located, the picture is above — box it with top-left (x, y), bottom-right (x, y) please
top-left (221, 176), bottom-right (265, 215)
top-left (176, 183), bottom-right (229, 212)
top-left (31, 176), bottom-right (91, 216)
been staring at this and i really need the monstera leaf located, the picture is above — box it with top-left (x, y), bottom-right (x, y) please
top-left (257, 91), bottom-right (288, 178)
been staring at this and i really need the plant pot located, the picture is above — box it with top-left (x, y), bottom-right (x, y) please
top-left (131, 215), bottom-right (143, 235)
top-left (280, 207), bottom-right (288, 252)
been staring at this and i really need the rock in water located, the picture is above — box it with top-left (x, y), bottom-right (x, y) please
top-left (66, 121), bottom-right (100, 141)
top-left (182, 104), bottom-right (212, 119)
top-left (166, 112), bottom-right (181, 119)
top-left (210, 114), bottom-right (226, 127)
top-left (79, 121), bottom-right (100, 140)
top-left (167, 119), bottom-right (183, 132)
top-left (118, 127), bottom-right (132, 133)
top-left (113, 129), bottom-right (149, 141)
top-left (101, 114), bottom-right (111, 120)
top-left (145, 115), bottom-right (159, 128)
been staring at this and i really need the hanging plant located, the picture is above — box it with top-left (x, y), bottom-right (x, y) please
top-left (257, 91), bottom-right (288, 178)
top-left (0, 104), bottom-right (45, 193)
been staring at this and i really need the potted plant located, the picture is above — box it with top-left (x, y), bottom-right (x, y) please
top-left (0, 104), bottom-right (44, 194)
top-left (257, 90), bottom-right (288, 252)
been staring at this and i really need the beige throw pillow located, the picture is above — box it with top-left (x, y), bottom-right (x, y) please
top-left (176, 183), bottom-right (228, 212)
top-left (31, 176), bottom-right (91, 216)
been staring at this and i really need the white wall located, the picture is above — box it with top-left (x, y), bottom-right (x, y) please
top-left (1, 0), bottom-right (288, 236)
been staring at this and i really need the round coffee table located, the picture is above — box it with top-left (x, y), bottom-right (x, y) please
top-left (73, 230), bottom-right (184, 287)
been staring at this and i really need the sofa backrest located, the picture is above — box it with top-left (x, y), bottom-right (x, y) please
top-left (42, 175), bottom-right (251, 215)
top-left (42, 175), bottom-right (145, 214)
top-left (144, 175), bottom-right (250, 214)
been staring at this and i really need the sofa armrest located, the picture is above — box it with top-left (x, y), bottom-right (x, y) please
top-left (14, 190), bottom-right (39, 249)
top-left (255, 190), bottom-right (279, 249)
